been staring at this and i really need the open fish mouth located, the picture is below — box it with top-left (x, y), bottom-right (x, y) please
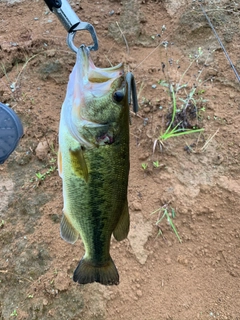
top-left (60, 45), bottom-right (126, 148)
top-left (77, 45), bottom-right (124, 95)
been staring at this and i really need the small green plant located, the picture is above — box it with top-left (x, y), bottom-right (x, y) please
top-left (152, 47), bottom-right (215, 152)
top-left (10, 309), bottom-right (18, 317)
top-left (153, 160), bottom-right (160, 168)
top-left (36, 172), bottom-right (45, 181)
top-left (35, 166), bottom-right (56, 182)
top-left (0, 220), bottom-right (5, 228)
top-left (197, 89), bottom-right (205, 95)
top-left (49, 143), bottom-right (58, 156)
top-left (154, 85), bottom-right (204, 151)
top-left (27, 294), bottom-right (34, 299)
top-left (50, 157), bottom-right (56, 164)
top-left (151, 205), bottom-right (182, 243)
top-left (141, 163), bottom-right (148, 170)
top-left (46, 166), bottom-right (56, 175)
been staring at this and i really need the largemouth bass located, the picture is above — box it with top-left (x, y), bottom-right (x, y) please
top-left (58, 45), bottom-right (138, 285)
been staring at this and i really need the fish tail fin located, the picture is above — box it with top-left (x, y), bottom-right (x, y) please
top-left (73, 257), bottom-right (119, 285)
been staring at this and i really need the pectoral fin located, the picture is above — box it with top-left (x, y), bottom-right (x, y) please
top-left (113, 200), bottom-right (130, 241)
top-left (60, 212), bottom-right (79, 244)
top-left (69, 146), bottom-right (89, 182)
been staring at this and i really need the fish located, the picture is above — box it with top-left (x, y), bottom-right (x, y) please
top-left (58, 45), bottom-right (138, 285)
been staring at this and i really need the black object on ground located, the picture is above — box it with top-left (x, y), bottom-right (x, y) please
top-left (0, 102), bottom-right (23, 164)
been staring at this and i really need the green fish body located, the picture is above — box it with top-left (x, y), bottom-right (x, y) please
top-left (58, 46), bottom-right (131, 285)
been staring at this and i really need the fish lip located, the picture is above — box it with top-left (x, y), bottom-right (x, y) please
top-left (77, 45), bottom-right (124, 84)
top-left (77, 45), bottom-right (90, 82)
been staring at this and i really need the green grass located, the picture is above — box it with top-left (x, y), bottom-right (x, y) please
top-left (141, 163), bottom-right (148, 170)
top-left (152, 47), bottom-right (216, 152)
top-left (151, 206), bottom-right (182, 243)
top-left (153, 160), bottom-right (160, 168)
top-left (154, 84), bottom-right (204, 151)
top-left (10, 309), bottom-right (18, 317)
top-left (35, 166), bottom-right (56, 182)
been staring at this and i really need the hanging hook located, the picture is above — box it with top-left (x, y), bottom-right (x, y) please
top-left (43, 0), bottom-right (98, 52)
top-left (126, 72), bottom-right (139, 113)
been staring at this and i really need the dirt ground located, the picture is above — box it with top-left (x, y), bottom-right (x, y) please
top-left (0, 0), bottom-right (240, 319)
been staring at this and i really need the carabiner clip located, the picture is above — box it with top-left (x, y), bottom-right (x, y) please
top-left (44, 0), bottom-right (98, 52)
top-left (67, 23), bottom-right (98, 53)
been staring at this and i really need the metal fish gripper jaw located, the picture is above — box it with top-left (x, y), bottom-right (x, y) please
top-left (44, 0), bottom-right (98, 53)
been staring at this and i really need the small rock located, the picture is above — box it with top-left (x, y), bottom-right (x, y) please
top-left (229, 92), bottom-right (235, 99)
top-left (148, 67), bottom-right (157, 74)
top-left (151, 84), bottom-right (157, 89)
top-left (130, 201), bottom-right (142, 211)
top-left (54, 272), bottom-right (70, 291)
top-left (138, 152), bottom-right (149, 160)
top-left (47, 50), bottom-right (56, 57)
top-left (10, 42), bottom-right (18, 47)
top-left (143, 118), bottom-right (148, 126)
top-left (43, 299), bottom-right (48, 306)
top-left (177, 255), bottom-right (188, 266)
top-left (212, 155), bottom-right (224, 165)
top-left (136, 290), bottom-right (142, 297)
top-left (35, 141), bottom-right (49, 161)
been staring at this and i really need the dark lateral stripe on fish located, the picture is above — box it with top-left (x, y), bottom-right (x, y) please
top-left (87, 154), bottom-right (111, 263)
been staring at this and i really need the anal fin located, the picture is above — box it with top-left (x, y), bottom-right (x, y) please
top-left (113, 200), bottom-right (130, 241)
top-left (60, 212), bottom-right (79, 244)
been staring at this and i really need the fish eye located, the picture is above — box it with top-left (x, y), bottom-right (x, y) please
top-left (113, 90), bottom-right (124, 102)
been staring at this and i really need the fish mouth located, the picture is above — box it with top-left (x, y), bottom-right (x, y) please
top-left (63, 45), bottom-right (124, 147)
top-left (77, 45), bottom-right (124, 95)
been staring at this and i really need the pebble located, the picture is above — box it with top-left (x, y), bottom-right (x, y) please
top-left (151, 84), bottom-right (157, 89)
top-left (177, 255), bottom-right (188, 266)
top-left (43, 299), bottom-right (48, 306)
top-left (130, 200), bottom-right (142, 211)
top-left (143, 118), bottom-right (148, 126)
top-left (136, 290), bottom-right (142, 297)
top-left (54, 272), bottom-right (70, 291)
top-left (138, 152), bottom-right (149, 160)
top-left (144, 107), bottom-right (151, 113)
top-left (35, 141), bottom-right (49, 161)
